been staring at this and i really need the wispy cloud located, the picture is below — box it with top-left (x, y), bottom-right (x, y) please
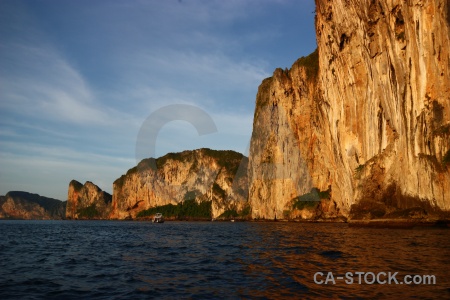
top-left (0, 43), bottom-right (110, 126)
top-left (0, 0), bottom-right (316, 199)
top-left (120, 49), bottom-right (268, 109)
top-left (0, 140), bottom-right (136, 197)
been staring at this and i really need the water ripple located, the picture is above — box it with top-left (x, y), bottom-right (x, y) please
top-left (0, 220), bottom-right (449, 299)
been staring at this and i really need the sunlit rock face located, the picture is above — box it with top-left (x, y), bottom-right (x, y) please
top-left (0, 192), bottom-right (66, 220)
top-left (248, 52), bottom-right (336, 220)
top-left (111, 149), bottom-right (248, 220)
top-left (66, 180), bottom-right (112, 219)
top-left (249, 0), bottom-right (450, 220)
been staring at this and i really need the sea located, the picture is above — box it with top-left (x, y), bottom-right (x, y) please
top-left (0, 220), bottom-right (449, 299)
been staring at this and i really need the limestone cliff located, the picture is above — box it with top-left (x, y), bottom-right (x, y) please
top-left (249, 0), bottom-right (450, 220)
top-left (111, 148), bottom-right (248, 219)
top-left (0, 191), bottom-right (66, 219)
top-left (66, 180), bottom-right (112, 219)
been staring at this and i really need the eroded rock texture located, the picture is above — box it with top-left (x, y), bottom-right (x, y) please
top-left (66, 180), bottom-right (112, 219)
top-left (249, 0), bottom-right (450, 220)
top-left (111, 149), bottom-right (248, 219)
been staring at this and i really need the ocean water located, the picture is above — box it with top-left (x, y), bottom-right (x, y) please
top-left (0, 220), bottom-right (449, 299)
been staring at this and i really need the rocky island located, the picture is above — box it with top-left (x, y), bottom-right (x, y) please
top-left (0, 192), bottom-right (66, 220)
top-left (66, 149), bottom-right (248, 220)
top-left (66, 180), bottom-right (112, 220)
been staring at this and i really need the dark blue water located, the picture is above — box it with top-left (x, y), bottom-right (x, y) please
top-left (0, 221), bottom-right (449, 299)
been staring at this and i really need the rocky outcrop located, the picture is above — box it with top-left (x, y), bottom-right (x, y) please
top-left (0, 192), bottom-right (66, 219)
top-left (111, 148), bottom-right (248, 219)
top-left (248, 0), bottom-right (450, 220)
top-left (249, 51), bottom-right (335, 220)
top-left (66, 180), bottom-right (112, 219)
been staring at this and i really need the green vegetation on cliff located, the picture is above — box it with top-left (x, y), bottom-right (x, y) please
top-left (292, 187), bottom-right (331, 210)
top-left (156, 148), bottom-right (244, 174)
top-left (219, 209), bottom-right (239, 219)
top-left (76, 204), bottom-right (100, 219)
top-left (156, 152), bottom-right (191, 169)
top-left (218, 205), bottom-right (251, 220)
top-left (202, 148), bottom-right (243, 165)
top-left (294, 48), bottom-right (319, 80)
top-left (136, 199), bottom-right (212, 220)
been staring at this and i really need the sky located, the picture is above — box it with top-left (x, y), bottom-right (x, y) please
top-left (0, 0), bottom-right (317, 200)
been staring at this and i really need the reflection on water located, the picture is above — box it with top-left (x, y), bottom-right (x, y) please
top-left (0, 220), bottom-right (448, 299)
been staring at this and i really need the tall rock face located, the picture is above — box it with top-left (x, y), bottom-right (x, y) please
top-left (111, 148), bottom-right (248, 219)
top-left (249, 0), bottom-right (450, 220)
top-left (249, 52), bottom-right (335, 220)
top-left (66, 180), bottom-right (112, 219)
top-left (0, 192), bottom-right (66, 219)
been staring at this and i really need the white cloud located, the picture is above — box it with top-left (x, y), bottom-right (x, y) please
top-left (0, 44), bottom-right (108, 125)
top-left (0, 0), bottom-right (313, 199)
top-left (0, 141), bottom-right (136, 199)
top-left (118, 49), bottom-right (268, 109)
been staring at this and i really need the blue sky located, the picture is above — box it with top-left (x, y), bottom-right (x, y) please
top-left (0, 0), bottom-right (316, 200)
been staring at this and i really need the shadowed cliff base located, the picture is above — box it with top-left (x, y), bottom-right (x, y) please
top-left (350, 183), bottom-right (450, 223)
top-left (135, 200), bottom-right (251, 222)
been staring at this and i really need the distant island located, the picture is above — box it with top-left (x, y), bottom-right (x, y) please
top-left (0, 191), bottom-right (66, 220)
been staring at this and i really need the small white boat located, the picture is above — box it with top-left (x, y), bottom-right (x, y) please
top-left (153, 213), bottom-right (164, 223)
